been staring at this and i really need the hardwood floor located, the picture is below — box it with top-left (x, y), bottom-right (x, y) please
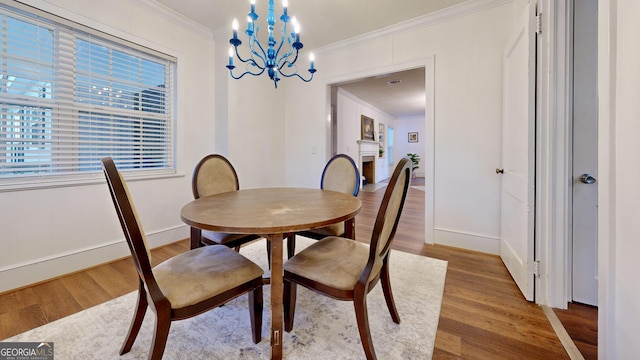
top-left (553, 303), bottom-right (598, 359)
top-left (0, 180), bottom-right (597, 359)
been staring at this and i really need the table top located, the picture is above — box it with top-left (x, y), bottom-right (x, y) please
top-left (180, 187), bottom-right (362, 235)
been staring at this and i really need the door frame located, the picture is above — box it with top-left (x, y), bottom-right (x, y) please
top-left (324, 57), bottom-right (436, 244)
top-left (533, 0), bottom-right (575, 308)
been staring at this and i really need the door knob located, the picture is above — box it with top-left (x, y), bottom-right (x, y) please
top-left (496, 168), bottom-right (504, 174)
top-left (579, 173), bottom-right (596, 184)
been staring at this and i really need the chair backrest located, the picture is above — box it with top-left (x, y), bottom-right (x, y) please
top-left (362, 157), bottom-right (412, 283)
top-left (102, 157), bottom-right (154, 284)
top-left (320, 154), bottom-right (360, 196)
top-left (192, 154), bottom-right (240, 199)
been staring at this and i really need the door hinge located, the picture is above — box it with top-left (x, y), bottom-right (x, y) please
top-left (536, 13), bottom-right (542, 35)
top-left (533, 260), bottom-right (541, 277)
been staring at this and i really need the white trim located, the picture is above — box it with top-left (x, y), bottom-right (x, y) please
top-left (13, 0), bottom-right (191, 57)
top-left (542, 305), bottom-right (586, 360)
top-left (324, 57), bottom-right (436, 246)
top-left (424, 56), bottom-right (436, 246)
top-left (314, 0), bottom-right (512, 56)
top-left (597, 0), bottom-right (615, 357)
top-left (433, 227), bottom-right (501, 255)
top-left (18, 0), bottom-right (214, 40)
top-left (533, 0), bottom-right (574, 308)
top-left (130, 0), bottom-right (214, 39)
top-left (0, 225), bottom-right (189, 293)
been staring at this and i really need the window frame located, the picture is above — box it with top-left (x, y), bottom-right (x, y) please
top-left (0, 1), bottom-right (178, 191)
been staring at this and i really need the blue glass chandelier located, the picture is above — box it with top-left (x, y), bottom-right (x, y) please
top-left (226, 0), bottom-right (316, 88)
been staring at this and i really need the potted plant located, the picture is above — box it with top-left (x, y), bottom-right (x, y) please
top-left (407, 153), bottom-right (420, 178)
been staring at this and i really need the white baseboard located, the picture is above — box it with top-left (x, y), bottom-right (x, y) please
top-left (433, 227), bottom-right (500, 255)
top-left (0, 225), bottom-right (189, 293)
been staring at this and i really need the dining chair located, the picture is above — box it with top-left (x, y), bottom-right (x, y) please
top-left (285, 153), bottom-right (360, 258)
top-left (192, 154), bottom-right (262, 251)
top-left (283, 157), bottom-right (412, 360)
top-left (102, 157), bottom-right (264, 360)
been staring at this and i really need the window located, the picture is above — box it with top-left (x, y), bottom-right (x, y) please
top-left (0, 2), bottom-right (176, 189)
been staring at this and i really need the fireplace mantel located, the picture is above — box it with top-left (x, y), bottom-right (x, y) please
top-left (357, 140), bottom-right (379, 185)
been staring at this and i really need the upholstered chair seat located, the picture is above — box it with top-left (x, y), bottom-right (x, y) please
top-left (303, 223), bottom-right (343, 238)
top-left (153, 245), bottom-right (264, 309)
top-left (284, 236), bottom-right (382, 291)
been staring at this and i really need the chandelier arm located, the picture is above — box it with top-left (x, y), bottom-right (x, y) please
top-left (277, 48), bottom-right (300, 70)
top-left (229, 66), bottom-right (266, 80)
top-left (234, 42), bottom-right (266, 71)
top-left (273, 24), bottom-right (290, 65)
top-left (277, 70), bottom-right (314, 82)
top-left (248, 32), bottom-right (268, 69)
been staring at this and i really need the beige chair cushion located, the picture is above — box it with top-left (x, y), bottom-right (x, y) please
top-left (153, 245), bottom-right (264, 309)
top-left (284, 236), bottom-right (382, 291)
top-left (202, 230), bottom-right (255, 245)
top-left (323, 157), bottom-right (358, 195)
top-left (196, 157), bottom-right (237, 197)
top-left (305, 222), bottom-right (344, 237)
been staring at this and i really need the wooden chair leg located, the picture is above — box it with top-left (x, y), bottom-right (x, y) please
top-left (380, 260), bottom-right (400, 324)
top-left (266, 240), bottom-right (271, 269)
top-left (283, 278), bottom-right (297, 332)
top-left (286, 234), bottom-right (296, 259)
top-left (249, 286), bottom-right (263, 344)
top-left (354, 290), bottom-right (377, 360)
top-left (149, 309), bottom-right (171, 360)
top-left (120, 285), bottom-right (148, 355)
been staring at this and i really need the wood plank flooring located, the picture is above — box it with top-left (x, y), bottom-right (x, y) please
top-left (0, 179), bottom-right (597, 359)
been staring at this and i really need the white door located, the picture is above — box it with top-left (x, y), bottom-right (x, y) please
top-left (499, 4), bottom-right (536, 301)
top-left (571, 0), bottom-right (598, 306)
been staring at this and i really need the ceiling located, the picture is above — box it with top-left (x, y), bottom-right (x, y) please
top-left (154, 0), bottom-right (465, 117)
top-left (334, 68), bottom-right (426, 117)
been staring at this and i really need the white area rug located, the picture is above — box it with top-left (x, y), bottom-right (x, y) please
top-left (7, 237), bottom-right (447, 359)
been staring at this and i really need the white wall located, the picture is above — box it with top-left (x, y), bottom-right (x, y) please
top-left (1, 0), bottom-right (515, 291)
top-left (280, 1), bottom-right (513, 252)
top-left (598, 0), bottom-right (640, 357)
top-left (0, 0), bottom-right (217, 292)
top-left (392, 114), bottom-right (426, 178)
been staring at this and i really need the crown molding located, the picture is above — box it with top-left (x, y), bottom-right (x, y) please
top-left (14, 0), bottom-right (214, 40)
top-left (130, 0), bottom-right (214, 39)
top-left (316, 0), bottom-right (511, 55)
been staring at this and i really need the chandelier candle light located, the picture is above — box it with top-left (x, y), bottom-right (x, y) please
top-left (226, 0), bottom-right (316, 88)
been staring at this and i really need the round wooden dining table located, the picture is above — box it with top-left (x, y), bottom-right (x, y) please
top-left (180, 187), bottom-right (361, 360)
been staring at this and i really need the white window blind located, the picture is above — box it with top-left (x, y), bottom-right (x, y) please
top-left (0, 3), bottom-right (176, 189)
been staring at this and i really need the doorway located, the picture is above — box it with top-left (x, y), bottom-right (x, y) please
top-left (329, 67), bottom-right (426, 180)
top-left (570, 0), bottom-right (598, 307)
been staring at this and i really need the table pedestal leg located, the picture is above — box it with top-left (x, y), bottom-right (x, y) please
top-left (345, 217), bottom-right (356, 239)
top-left (267, 233), bottom-right (284, 360)
top-left (189, 227), bottom-right (202, 249)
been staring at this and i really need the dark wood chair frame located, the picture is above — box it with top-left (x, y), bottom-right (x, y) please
top-left (102, 157), bottom-right (263, 360)
top-left (283, 157), bottom-right (412, 360)
top-left (286, 153), bottom-right (361, 258)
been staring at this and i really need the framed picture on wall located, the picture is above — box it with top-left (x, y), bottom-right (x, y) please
top-left (361, 115), bottom-right (375, 140)
top-left (408, 132), bottom-right (419, 143)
